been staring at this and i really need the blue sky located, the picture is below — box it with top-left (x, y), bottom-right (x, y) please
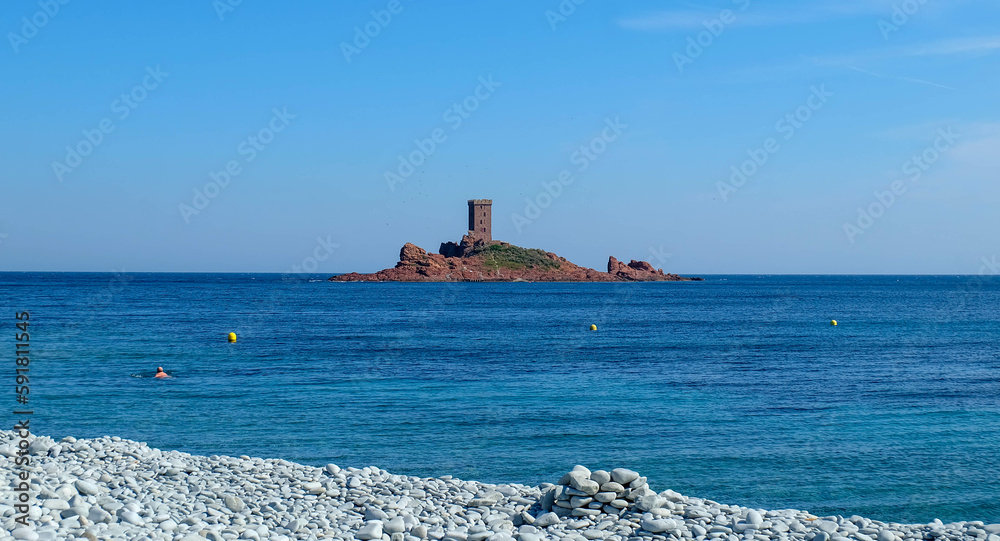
top-left (1, 0), bottom-right (998, 273)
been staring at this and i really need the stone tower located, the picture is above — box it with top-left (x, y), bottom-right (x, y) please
top-left (468, 199), bottom-right (492, 242)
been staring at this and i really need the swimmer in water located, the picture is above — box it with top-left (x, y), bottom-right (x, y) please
top-left (154, 367), bottom-right (171, 379)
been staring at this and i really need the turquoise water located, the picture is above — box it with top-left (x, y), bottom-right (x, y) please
top-left (2, 273), bottom-right (999, 523)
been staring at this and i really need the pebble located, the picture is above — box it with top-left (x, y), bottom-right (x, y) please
top-left (225, 494), bottom-right (246, 512)
top-left (610, 469), bottom-right (640, 485)
top-left (74, 480), bottom-right (100, 496)
top-left (595, 492), bottom-right (617, 503)
top-left (535, 513), bottom-right (561, 528)
top-left (817, 521), bottom-right (839, 534)
top-left (640, 515), bottom-right (676, 533)
top-left (121, 510), bottom-right (144, 526)
top-left (42, 499), bottom-right (69, 510)
top-left (591, 471), bottom-right (612, 485)
top-left (386, 517), bottom-right (407, 534)
top-left (600, 482), bottom-right (625, 493)
top-left (366, 507), bottom-right (391, 521)
top-left (359, 521), bottom-right (384, 540)
top-left (12, 528), bottom-right (39, 541)
top-left (89, 506), bottom-right (113, 524)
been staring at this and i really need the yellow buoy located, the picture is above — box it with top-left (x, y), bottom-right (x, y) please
top-left (590, 324), bottom-right (597, 331)
top-left (830, 320), bottom-right (838, 326)
top-left (228, 332), bottom-right (237, 342)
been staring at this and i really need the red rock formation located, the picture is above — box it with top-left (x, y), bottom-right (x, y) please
top-left (330, 242), bottom-right (700, 282)
top-left (399, 243), bottom-right (427, 262)
top-left (438, 234), bottom-right (482, 258)
top-left (607, 256), bottom-right (690, 281)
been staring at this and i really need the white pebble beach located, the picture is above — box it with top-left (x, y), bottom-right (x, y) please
top-left (2, 432), bottom-right (997, 541)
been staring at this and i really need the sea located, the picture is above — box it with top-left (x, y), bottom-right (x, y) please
top-left (1, 273), bottom-right (998, 524)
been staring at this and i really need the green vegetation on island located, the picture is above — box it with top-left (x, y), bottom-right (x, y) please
top-left (471, 243), bottom-right (562, 271)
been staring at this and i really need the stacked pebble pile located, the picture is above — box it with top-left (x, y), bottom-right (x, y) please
top-left (540, 466), bottom-right (656, 518)
top-left (2, 432), bottom-right (998, 541)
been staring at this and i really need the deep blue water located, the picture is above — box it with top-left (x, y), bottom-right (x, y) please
top-left (1, 273), bottom-right (999, 523)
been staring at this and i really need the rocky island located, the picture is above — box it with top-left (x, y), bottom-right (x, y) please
top-left (331, 200), bottom-right (700, 283)
top-left (330, 236), bottom-right (697, 283)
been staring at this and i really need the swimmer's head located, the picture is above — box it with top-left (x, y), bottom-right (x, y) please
top-left (156, 367), bottom-right (164, 372)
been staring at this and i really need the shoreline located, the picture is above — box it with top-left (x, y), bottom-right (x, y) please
top-left (1, 433), bottom-right (996, 541)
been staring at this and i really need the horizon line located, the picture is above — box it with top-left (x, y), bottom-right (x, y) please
top-left (2, 271), bottom-right (998, 277)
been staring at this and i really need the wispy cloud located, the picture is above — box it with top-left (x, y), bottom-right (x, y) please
top-left (899, 36), bottom-right (1000, 56)
top-left (617, 11), bottom-right (800, 31)
top-left (804, 35), bottom-right (1000, 66)
top-left (799, 37), bottom-right (997, 91)
top-left (947, 122), bottom-right (1000, 172)
top-left (874, 120), bottom-right (964, 141)
top-left (716, 33), bottom-right (997, 90)
top-left (618, 1), bottom-right (894, 31)
top-left (844, 65), bottom-right (957, 90)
